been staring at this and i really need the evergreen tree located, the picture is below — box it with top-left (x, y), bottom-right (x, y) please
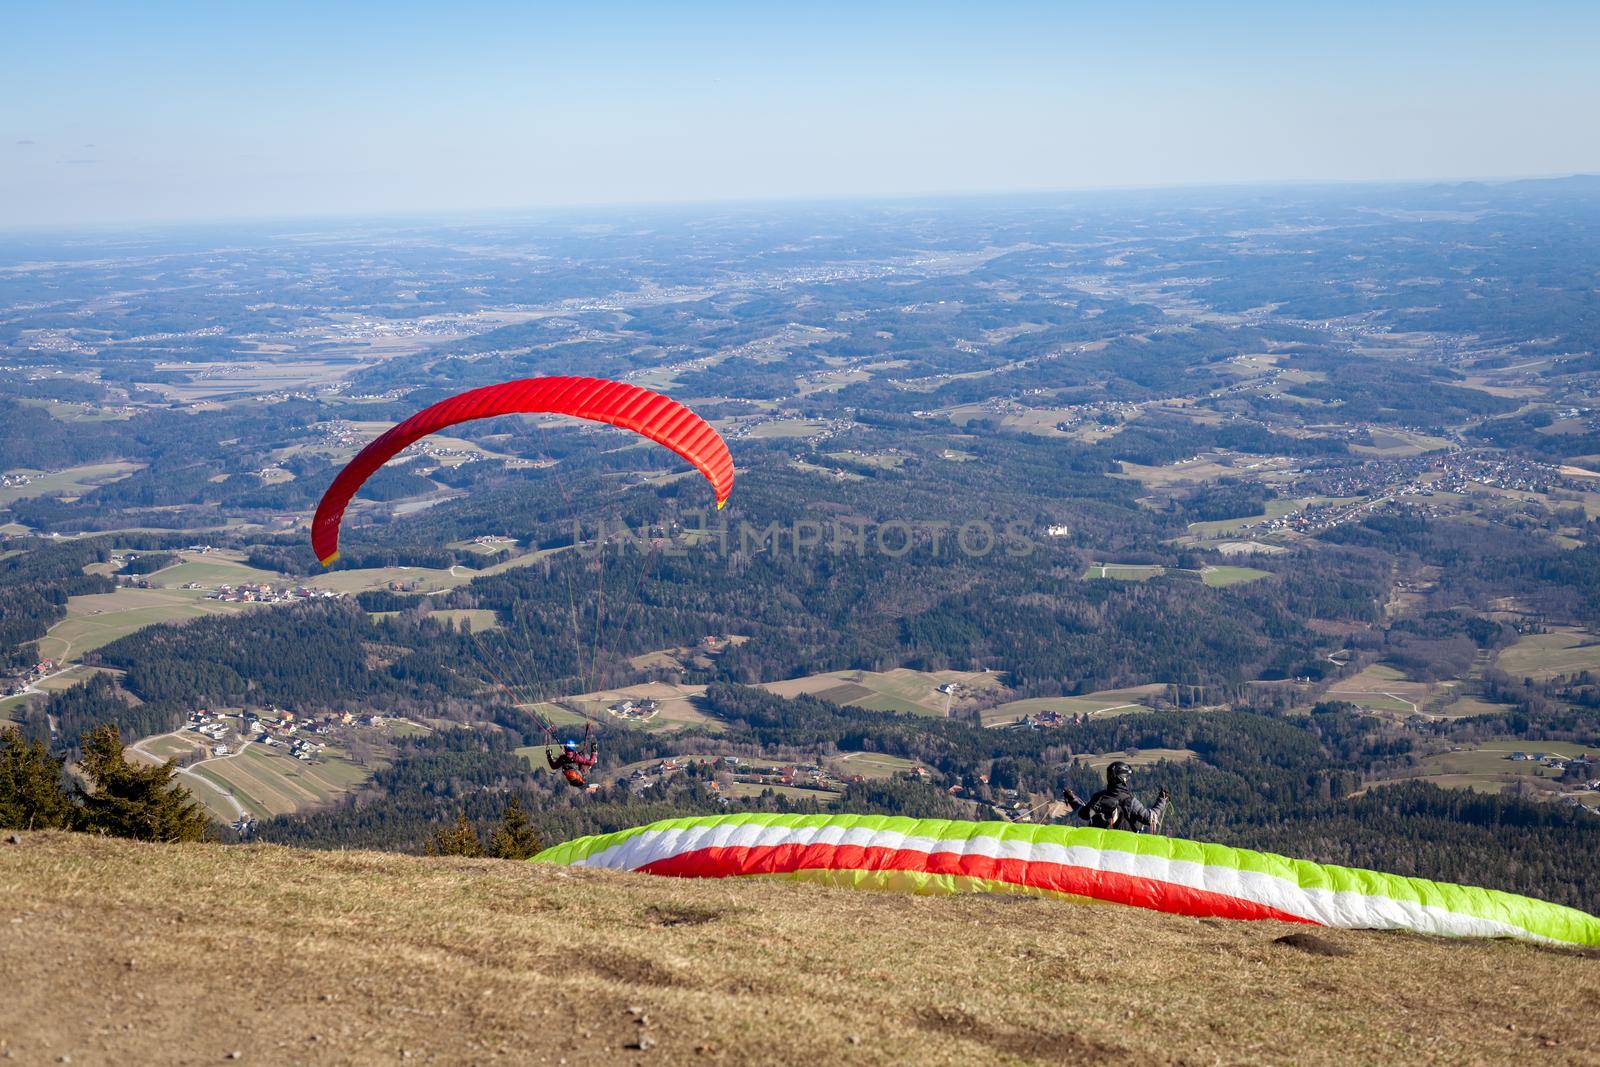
top-left (487, 797), bottom-right (542, 860)
top-left (0, 726), bottom-right (76, 830)
top-left (76, 724), bottom-right (208, 842)
top-left (428, 813), bottom-right (484, 857)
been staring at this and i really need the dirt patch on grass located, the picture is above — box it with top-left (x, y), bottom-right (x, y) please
top-left (645, 903), bottom-right (729, 928)
top-left (1274, 931), bottom-right (1356, 957)
top-left (913, 1005), bottom-right (1120, 1060)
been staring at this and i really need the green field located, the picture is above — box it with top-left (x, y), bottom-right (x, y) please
top-left (1082, 563), bottom-right (1166, 581)
top-left (557, 682), bottom-right (722, 733)
top-left (303, 564), bottom-right (476, 596)
top-left (181, 741), bottom-right (376, 821)
top-left (518, 702), bottom-right (590, 730)
top-left (832, 752), bottom-right (924, 779)
top-left (727, 782), bottom-right (841, 801)
top-left (1324, 664), bottom-right (1433, 717)
top-left (0, 692), bottom-right (35, 722)
top-left (35, 586), bottom-right (250, 662)
top-left (747, 419), bottom-right (829, 439)
top-left (1082, 563), bottom-right (1268, 587)
top-left (373, 607), bottom-right (501, 631)
top-left (0, 461), bottom-right (142, 505)
top-left (825, 451), bottom-right (905, 470)
top-left (1077, 748), bottom-right (1198, 772)
top-left (429, 608), bottom-right (500, 631)
top-left (760, 667), bottom-right (1002, 717)
top-left (1201, 566), bottom-right (1271, 587)
top-left (1379, 739), bottom-right (1599, 799)
top-left (1185, 497), bottom-right (1310, 538)
top-left (1337, 694), bottom-right (1418, 713)
top-left (29, 665), bottom-right (121, 693)
top-left (1351, 429), bottom-right (1453, 457)
top-left (982, 685), bottom-right (1165, 727)
top-left (146, 556), bottom-right (284, 589)
top-left (1496, 628), bottom-right (1600, 682)
top-left (514, 745), bottom-right (561, 774)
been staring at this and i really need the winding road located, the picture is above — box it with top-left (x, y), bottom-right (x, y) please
top-left (126, 732), bottom-right (256, 820)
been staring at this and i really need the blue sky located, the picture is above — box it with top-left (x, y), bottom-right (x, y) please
top-left (4, 1), bottom-right (1598, 226)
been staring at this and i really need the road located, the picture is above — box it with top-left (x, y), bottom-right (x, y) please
top-left (126, 731), bottom-right (256, 820)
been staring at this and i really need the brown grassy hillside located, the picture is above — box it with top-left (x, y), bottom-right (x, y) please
top-left (1, 832), bottom-right (1596, 1065)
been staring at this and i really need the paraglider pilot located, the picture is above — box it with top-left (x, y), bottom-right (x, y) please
top-left (1063, 760), bottom-right (1169, 833)
top-left (547, 734), bottom-right (598, 788)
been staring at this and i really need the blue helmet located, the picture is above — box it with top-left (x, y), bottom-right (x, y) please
top-left (563, 740), bottom-right (579, 751)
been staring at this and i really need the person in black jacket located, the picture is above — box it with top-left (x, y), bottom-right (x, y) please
top-left (1063, 760), bottom-right (1169, 833)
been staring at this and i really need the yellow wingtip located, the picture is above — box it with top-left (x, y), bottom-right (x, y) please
top-left (319, 552), bottom-right (339, 568)
top-left (716, 499), bottom-right (727, 510)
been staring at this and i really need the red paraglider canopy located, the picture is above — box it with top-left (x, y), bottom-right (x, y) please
top-left (311, 376), bottom-right (734, 565)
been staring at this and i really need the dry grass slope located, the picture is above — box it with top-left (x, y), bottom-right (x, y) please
top-left (2, 833), bottom-right (1597, 1065)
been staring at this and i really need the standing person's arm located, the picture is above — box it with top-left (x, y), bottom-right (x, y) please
top-left (1062, 787), bottom-right (1090, 821)
top-left (1123, 789), bottom-right (1170, 831)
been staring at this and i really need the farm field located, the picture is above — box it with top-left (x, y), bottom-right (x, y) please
top-left (1201, 565), bottom-right (1272, 587)
top-left (1429, 696), bottom-right (1519, 719)
top-left (758, 667), bottom-right (1003, 717)
top-left (1325, 664), bottom-right (1433, 716)
top-left (144, 552), bottom-right (284, 589)
top-left (34, 586), bottom-right (251, 662)
top-left (1201, 540), bottom-right (1288, 557)
top-left (1082, 562), bottom-right (1165, 581)
top-left (1076, 748), bottom-right (1198, 772)
top-left (628, 634), bottom-right (747, 672)
top-left (180, 742), bottom-right (376, 821)
top-left (982, 685), bottom-right (1166, 727)
top-left (561, 681), bottom-right (720, 733)
top-left (1116, 453), bottom-right (1277, 490)
top-left (372, 607), bottom-right (500, 631)
top-left (516, 702), bottom-right (589, 729)
top-left (0, 461), bottom-right (142, 505)
top-left (445, 537), bottom-right (518, 556)
top-left (1185, 497), bottom-right (1310, 538)
top-left (726, 782), bottom-right (840, 801)
top-left (831, 751), bottom-right (925, 779)
top-left (825, 450), bottom-right (905, 469)
top-left (301, 563), bottom-right (475, 596)
top-left (1081, 563), bottom-right (1270, 587)
top-left (746, 418), bottom-right (829, 439)
top-left (1495, 627), bottom-right (1600, 682)
top-left (29, 664), bottom-right (122, 694)
top-left (1376, 740), bottom-right (1599, 799)
top-left (0, 668), bottom-right (120, 726)
top-left (1351, 429), bottom-right (1453, 456)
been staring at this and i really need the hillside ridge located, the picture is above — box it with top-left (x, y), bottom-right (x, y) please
top-left (2, 832), bottom-right (1597, 1065)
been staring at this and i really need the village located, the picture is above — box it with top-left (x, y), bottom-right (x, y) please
top-left (0, 658), bottom-right (62, 698)
top-left (184, 706), bottom-right (394, 763)
top-left (201, 582), bottom-right (346, 605)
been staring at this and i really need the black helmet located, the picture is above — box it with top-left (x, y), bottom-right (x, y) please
top-left (1106, 760), bottom-right (1133, 788)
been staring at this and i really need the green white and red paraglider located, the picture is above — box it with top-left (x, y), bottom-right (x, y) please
top-left (534, 813), bottom-right (1600, 947)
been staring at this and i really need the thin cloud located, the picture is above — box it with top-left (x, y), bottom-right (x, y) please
top-left (15, 139), bottom-right (36, 146)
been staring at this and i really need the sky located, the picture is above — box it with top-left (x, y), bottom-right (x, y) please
top-left (4, 1), bottom-right (1599, 227)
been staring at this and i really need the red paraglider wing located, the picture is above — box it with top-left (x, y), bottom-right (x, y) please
top-left (311, 376), bottom-right (734, 565)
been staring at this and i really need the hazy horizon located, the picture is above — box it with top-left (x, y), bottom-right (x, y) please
top-left (7, 1), bottom-right (1600, 228)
